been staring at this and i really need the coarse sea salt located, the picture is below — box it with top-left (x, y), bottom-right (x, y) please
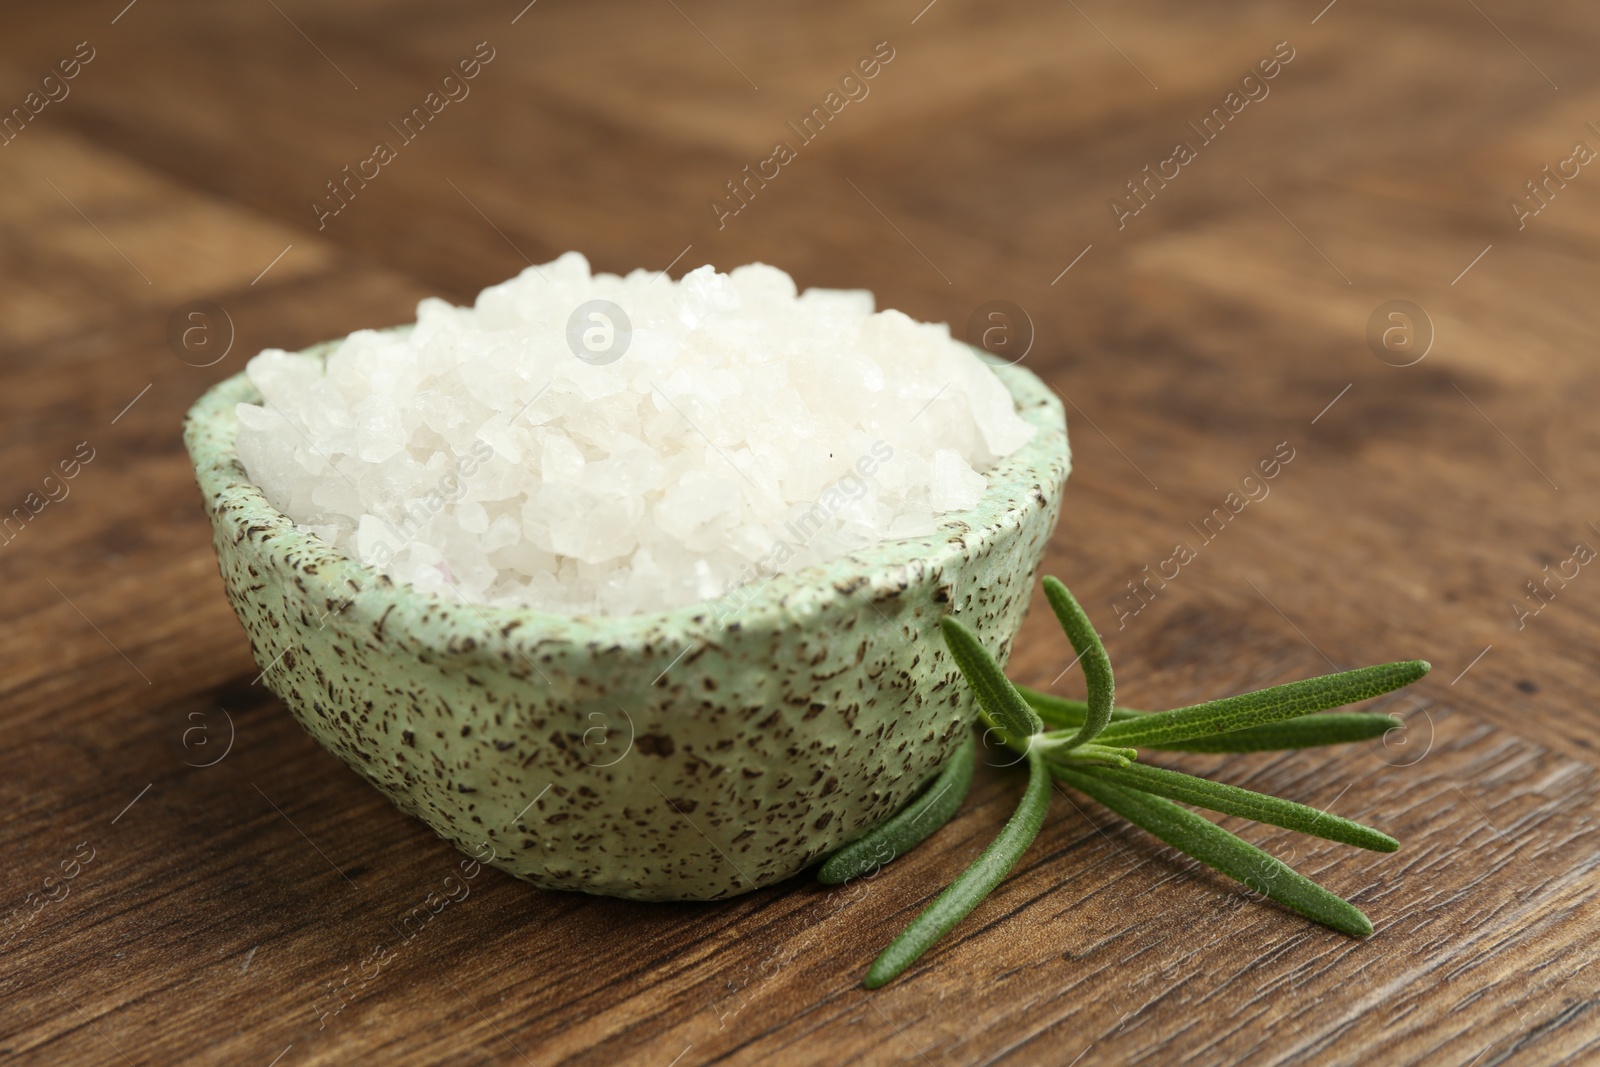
top-left (235, 254), bottom-right (1034, 616)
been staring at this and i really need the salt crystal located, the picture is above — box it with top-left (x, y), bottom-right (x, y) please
top-left (236, 254), bottom-right (1034, 615)
top-left (929, 449), bottom-right (988, 512)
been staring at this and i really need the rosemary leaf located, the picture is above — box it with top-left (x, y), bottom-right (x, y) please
top-left (1097, 661), bottom-right (1430, 748)
top-left (1055, 768), bottom-right (1373, 937)
top-left (819, 733), bottom-right (977, 884)
top-left (864, 748), bottom-right (1052, 988)
top-left (1041, 577), bottom-right (1115, 747)
top-left (1147, 713), bottom-right (1403, 753)
top-left (1049, 742), bottom-right (1138, 768)
top-left (1016, 687), bottom-right (1144, 729)
top-left (940, 616), bottom-right (1042, 741)
top-left (1021, 692), bottom-right (1403, 753)
top-left (1078, 762), bottom-right (1398, 852)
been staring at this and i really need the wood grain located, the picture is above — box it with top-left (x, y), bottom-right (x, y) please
top-left (2, 0), bottom-right (1599, 1063)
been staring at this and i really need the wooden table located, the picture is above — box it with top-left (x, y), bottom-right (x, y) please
top-left (3, 1), bottom-right (1597, 1063)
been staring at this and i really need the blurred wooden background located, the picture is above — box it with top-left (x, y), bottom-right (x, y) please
top-left (2, 1), bottom-right (1598, 1064)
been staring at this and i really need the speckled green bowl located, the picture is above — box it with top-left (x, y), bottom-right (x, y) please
top-left (184, 335), bottom-right (1070, 901)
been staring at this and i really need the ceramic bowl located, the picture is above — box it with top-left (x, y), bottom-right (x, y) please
top-left (184, 334), bottom-right (1070, 900)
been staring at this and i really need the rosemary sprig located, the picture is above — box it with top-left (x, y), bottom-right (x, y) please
top-left (1015, 686), bottom-right (1143, 728)
top-left (1076, 762), bottom-right (1398, 852)
top-left (822, 575), bottom-right (1430, 988)
top-left (1016, 686), bottom-right (1406, 752)
top-left (818, 733), bottom-right (976, 884)
top-left (1054, 768), bottom-right (1374, 937)
top-left (1093, 661), bottom-right (1428, 748)
top-left (939, 616), bottom-right (1042, 742)
top-left (863, 748), bottom-right (1052, 989)
top-left (1040, 577), bottom-right (1115, 748)
top-left (1143, 713), bottom-right (1405, 753)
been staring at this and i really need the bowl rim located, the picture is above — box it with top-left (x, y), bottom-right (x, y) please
top-left (184, 331), bottom-right (1071, 653)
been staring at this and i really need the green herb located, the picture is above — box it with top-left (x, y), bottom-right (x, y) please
top-left (938, 616), bottom-right (1043, 742)
top-left (1077, 762), bottom-right (1398, 852)
top-left (1015, 687), bottom-right (1405, 752)
top-left (1055, 768), bottom-right (1374, 937)
top-left (1015, 685), bottom-right (1143, 728)
top-left (818, 733), bottom-right (976, 884)
top-left (1144, 713), bottom-right (1404, 753)
top-left (822, 575), bottom-right (1430, 987)
top-left (1040, 576), bottom-right (1115, 748)
top-left (1094, 661), bottom-right (1428, 748)
top-left (864, 748), bottom-right (1052, 989)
